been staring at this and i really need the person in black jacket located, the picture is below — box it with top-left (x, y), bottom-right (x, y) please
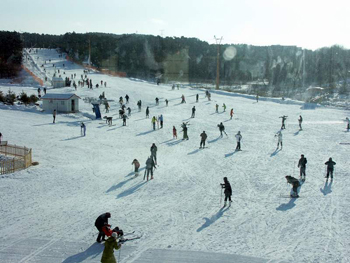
top-left (95, 212), bottom-right (111, 243)
top-left (221, 177), bottom-right (232, 207)
top-left (298, 154), bottom-right (307, 181)
top-left (285, 176), bottom-right (301, 198)
top-left (325, 158), bottom-right (336, 179)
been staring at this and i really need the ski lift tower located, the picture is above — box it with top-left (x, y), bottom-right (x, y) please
top-left (214, 36), bottom-right (223, 90)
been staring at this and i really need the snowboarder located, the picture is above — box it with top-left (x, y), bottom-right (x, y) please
top-left (146, 107), bottom-right (150, 118)
top-left (181, 94), bottom-right (186, 103)
top-left (155, 97), bottom-right (159, 105)
top-left (298, 154), bottom-right (307, 181)
top-left (217, 122), bottom-right (227, 137)
top-left (298, 115), bottom-right (303, 130)
top-left (100, 232), bottom-right (121, 263)
top-left (181, 122), bottom-right (189, 140)
top-left (122, 114), bottom-right (128, 126)
top-left (173, 126), bottom-right (177, 139)
top-left (150, 143), bottom-right (158, 164)
top-left (131, 159), bottom-right (140, 176)
top-left (196, 94), bottom-right (199, 102)
top-left (165, 99), bottom-right (169, 107)
top-left (151, 116), bottom-right (157, 130)
top-left (275, 130), bottom-right (282, 150)
top-left (215, 104), bottom-right (219, 113)
top-left (230, 109), bottom-right (234, 120)
top-left (222, 103), bottom-right (226, 112)
top-left (280, 115), bottom-right (287, 129)
top-left (285, 175), bottom-right (301, 198)
top-left (200, 131), bottom-right (207, 148)
top-left (235, 131), bottom-right (242, 151)
top-left (95, 212), bottom-right (111, 243)
top-left (53, 109), bottom-right (57, 123)
top-left (191, 106), bottom-right (196, 118)
top-left (145, 156), bottom-right (156, 180)
top-left (325, 158), bottom-right (336, 179)
top-left (221, 177), bottom-right (232, 207)
top-left (81, 122), bottom-right (86, 136)
top-left (346, 117), bottom-right (350, 131)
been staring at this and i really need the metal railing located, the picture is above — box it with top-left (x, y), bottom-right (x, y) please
top-left (0, 143), bottom-right (32, 175)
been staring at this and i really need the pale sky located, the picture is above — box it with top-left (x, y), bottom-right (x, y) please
top-left (1, 0), bottom-right (349, 50)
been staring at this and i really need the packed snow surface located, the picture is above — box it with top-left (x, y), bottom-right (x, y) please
top-left (0, 49), bottom-right (349, 263)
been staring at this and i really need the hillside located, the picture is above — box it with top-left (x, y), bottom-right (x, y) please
top-left (0, 48), bottom-right (349, 263)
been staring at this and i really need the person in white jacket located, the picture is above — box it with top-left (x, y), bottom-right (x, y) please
top-left (235, 131), bottom-right (242, 151)
top-left (275, 130), bottom-right (283, 150)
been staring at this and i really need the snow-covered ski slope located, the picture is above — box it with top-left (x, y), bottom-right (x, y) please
top-left (0, 48), bottom-right (349, 263)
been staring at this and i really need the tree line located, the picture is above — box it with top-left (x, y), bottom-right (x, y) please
top-left (4, 31), bottom-right (350, 96)
top-left (0, 31), bottom-right (23, 78)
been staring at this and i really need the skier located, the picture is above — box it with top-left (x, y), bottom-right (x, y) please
top-left (221, 177), bottom-right (232, 207)
top-left (100, 232), bottom-right (121, 263)
top-left (181, 94), bottom-right (186, 103)
top-left (165, 99), bottom-right (169, 107)
top-left (137, 100), bottom-right (141, 111)
top-left (127, 107), bottom-right (131, 116)
top-left (155, 97), bottom-right (159, 105)
top-left (285, 175), bottom-right (301, 198)
top-left (0, 132), bottom-right (2, 144)
top-left (275, 130), bottom-right (282, 150)
top-left (230, 109), bottom-right (234, 120)
top-left (196, 94), bottom-right (199, 102)
top-left (173, 126), bottom-right (177, 139)
top-left (256, 94), bottom-right (259, 102)
top-left (53, 109), bottom-right (57, 123)
top-left (150, 143), bottom-right (157, 164)
top-left (217, 122), bottom-right (227, 137)
top-left (235, 131), bottom-right (242, 151)
top-left (151, 116), bottom-right (157, 130)
top-left (43, 87), bottom-right (47, 95)
top-left (298, 154), bottom-right (307, 181)
top-left (105, 102), bottom-right (110, 113)
top-left (325, 157), bottom-right (336, 179)
top-left (298, 115), bottom-right (303, 130)
top-left (200, 131), bottom-right (207, 149)
top-left (81, 122), bottom-right (86, 136)
top-left (95, 212), bottom-right (111, 243)
top-left (181, 122), bottom-right (189, 140)
top-left (145, 156), bottom-right (156, 181)
top-left (146, 107), bottom-right (150, 118)
top-left (159, 114), bottom-right (163, 128)
top-left (131, 159), bottom-right (140, 176)
top-left (280, 115), bottom-right (287, 129)
top-left (191, 106), bottom-right (196, 118)
top-left (125, 94), bottom-right (129, 104)
top-left (346, 117), bottom-right (350, 131)
top-left (122, 114), bottom-right (128, 126)
top-left (222, 103), bottom-right (226, 112)
top-left (215, 104), bottom-right (219, 113)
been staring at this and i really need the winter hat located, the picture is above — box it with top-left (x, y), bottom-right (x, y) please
top-left (106, 212), bottom-right (111, 218)
top-left (111, 232), bottom-right (118, 238)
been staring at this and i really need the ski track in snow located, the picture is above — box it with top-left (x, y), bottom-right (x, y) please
top-left (0, 48), bottom-right (350, 263)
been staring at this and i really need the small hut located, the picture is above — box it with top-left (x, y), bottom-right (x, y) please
top-left (41, 94), bottom-right (81, 113)
top-left (52, 77), bottom-right (65, 88)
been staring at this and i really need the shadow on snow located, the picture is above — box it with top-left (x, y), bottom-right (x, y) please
top-left (62, 242), bottom-right (103, 263)
top-left (117, 181), bottom-right (148, 198)
top-left (196, 207), bottom-right (229, 232)
top-left (320, 179), bottom-right (333, 195)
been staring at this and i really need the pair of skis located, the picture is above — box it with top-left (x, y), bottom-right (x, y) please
top-left (118, 231), bottom-right (142, 244)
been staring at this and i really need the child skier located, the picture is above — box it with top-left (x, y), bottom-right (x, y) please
top-left (131, 159), bottom-right (140, 176)
top-left (235, 131), bottom-right (242, 151)
top-left (275, 130), bottom-right (282, 150)
top-left (173, 126), bottom-right (177, 139)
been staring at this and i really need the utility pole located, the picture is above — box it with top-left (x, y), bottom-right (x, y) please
top-left (214, 36), bottom-right (223, 90)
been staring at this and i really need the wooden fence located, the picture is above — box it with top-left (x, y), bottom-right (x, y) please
top-left (0, 143), bottom-right (32, 175)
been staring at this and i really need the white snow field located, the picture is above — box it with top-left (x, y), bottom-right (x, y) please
top-left (0, 48), bottom-right (349, 263)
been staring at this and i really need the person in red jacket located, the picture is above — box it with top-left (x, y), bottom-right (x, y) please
top-left (173, 126), bottom-right (177, 139)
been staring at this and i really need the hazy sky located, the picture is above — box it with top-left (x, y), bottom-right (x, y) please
top-left (1, 0), bottom-right (349, 50)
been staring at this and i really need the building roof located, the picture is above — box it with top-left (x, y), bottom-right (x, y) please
top-left (41, 94), bottom-right (81, 100)
top-left (52, 77), bottom-right (64, 81)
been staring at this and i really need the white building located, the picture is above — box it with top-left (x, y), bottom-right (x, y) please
top-left (52, 77), bottom-right (65, 88)
top-left (41, 94), bottom-right (80, 113)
